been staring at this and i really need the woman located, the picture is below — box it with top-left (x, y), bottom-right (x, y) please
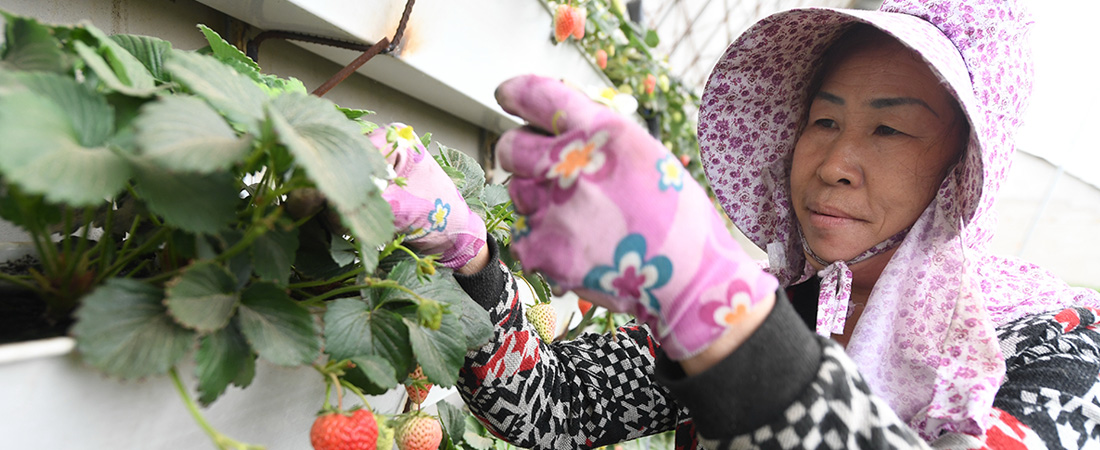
top-left (375, 0), bottom-right (1100, 447)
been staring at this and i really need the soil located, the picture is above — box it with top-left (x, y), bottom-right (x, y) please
top-left (0, 255), bottom-right (69, 344)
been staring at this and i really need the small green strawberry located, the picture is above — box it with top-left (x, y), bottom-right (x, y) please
top-left (310, 408), bottom-right (379, 450)
top-left (396, 412), bottom-right (443, 450)
top-left (526, 302), bottom-right (557, 342)
top-left (375, 415), bottom-right (395, 450)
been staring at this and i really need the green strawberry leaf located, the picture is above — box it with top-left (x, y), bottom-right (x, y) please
top-left (197, 24), bottom-right (260, 75)
top-left (266, 92), bottom-right (393, 272)
top-left (440, 165), bottom-right (465, 186)
top-left (322, 298), bottom-right (413, 376)
top-left (349, 354), bottom-right (398, 392)
top-left (195, 24), bottom-right (305, 96)
top-left (293, 218), bottom-right (351, 280)
top-left (195, 322), bottom-right (256, 406)
top-left (0, 15), bottom-right (68, 73)
top-left (336, 106), bottom-right (375, 120)
top-left (527, 272), bottom-right (552, 305)
top-left (0, 90), bottom-right (129, 207)
top-left (166, 50), bottom-right (266, 135)
top-left (462, 416), bottom-right (496, 450)
top-left (236, 282), bottom-right (320, 366)
top-left (381, 260), bottom-right (492, 350)
top-left (405, 311), bottom-right (464, 388)
top-left (0, 185), bottom-right (63, 232)
top-left (440, 427), bottom-right (460, 450)
top-left (72, 279), bottom-right (196, 379)
top-left (109, 33), bottom-right (173, 82)
top-left (480, 184), bottom-right (510, 209)
top-left (130, 160), bottom-right (238, 234)
top-left (329, 235), bottom-right (357, 267)
top-left (250, 224), bottom-right (299, 285)
top-left (437, 402), bottom-right (466, 445)
top-left (8, 70), bottom-right (113, 149)
top-left (437, 144), bottom-right (485, 201)
top-left (81, 24), bottom-right (158, 92)
top-left (134, 95), bottom-right (252, 173)
top-left (72, 38), bottom-right (158, 97)
top-left (164, 261), bottom-right (240, 333)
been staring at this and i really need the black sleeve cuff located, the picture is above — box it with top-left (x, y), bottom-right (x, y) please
top-left (452, 236), bottom-right (507, 311)
top-left (654, 290), bottom-right (823, 438)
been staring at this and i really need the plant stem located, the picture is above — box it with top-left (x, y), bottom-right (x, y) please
top-left (314, 363), bottom-right (334, 411)
top-left (287, 265), bottom-right (365, 289)
top-left (61, 207), bottom-right (74, 261)
top-left (169, 368), bottom-right (265, 450)
top-left (100, 227), bottom-right (171, 283)
top-left (0, 272), bottom-right (38, 291)
top-left (339, 379), bottom-right (372, 410)
top-left (215, 210), bottom-right (281, 264)
top-left (302, 279), bottom-right (428, 305)
top-left (115, 214), bottom-right (142, 258)
top-left (329, 372), bottom-right (344, 411)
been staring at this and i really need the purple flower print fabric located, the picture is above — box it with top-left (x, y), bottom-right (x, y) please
top-left (369, 123), bottom-right (486, 269)
top-left (494, 74), bottom-right (778, 360)
top-left (697, 0), bottom-right (1100, 440)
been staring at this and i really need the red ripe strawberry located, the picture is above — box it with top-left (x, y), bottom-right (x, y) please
top-left (526, 302), bottom-right (557, 342)
top-left (644, 73), bottom-right (657, 95)
top-left (570, 6), bottom-right (587, 40)
top-left (553, 4), bottom-right (576, 43)
top-left (311, 408), bottom-right (379, 450)
top-left (594, 49), bottom-right (608, 69)
top-left (405, 366), bottom-right (432, 405)
top-left (396, 413), bottom-right (442, 450)
top-left (679, 154), bottom-right (691, 167)
top-left (577, 298), bottom-right (594, 316)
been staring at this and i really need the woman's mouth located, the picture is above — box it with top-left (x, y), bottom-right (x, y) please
top-left (807, 206), bottom-right (859, 228)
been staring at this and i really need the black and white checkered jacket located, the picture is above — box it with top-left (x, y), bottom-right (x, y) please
top-left (454, 240), bottom-right (1100, 449)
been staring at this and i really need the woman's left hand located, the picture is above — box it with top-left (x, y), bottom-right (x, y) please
top-left (494, 74), bottom-right (777, 359)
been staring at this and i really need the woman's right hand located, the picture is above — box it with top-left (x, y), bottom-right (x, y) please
top-left (494, 74), bottom-right (778, 360)
top-left (368, 123), bottom-right (486, 270)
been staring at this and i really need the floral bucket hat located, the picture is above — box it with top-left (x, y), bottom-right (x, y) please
top-left (698, 0), bottom-right (1100, 440)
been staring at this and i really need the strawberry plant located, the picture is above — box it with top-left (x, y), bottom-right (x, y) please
top-left (545, 0), bottom-right (706, 188)
top-left (0, 10), bottom-right (508, 449)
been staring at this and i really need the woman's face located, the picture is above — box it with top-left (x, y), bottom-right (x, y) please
top-left (790, 38), bottom-right (965, 265)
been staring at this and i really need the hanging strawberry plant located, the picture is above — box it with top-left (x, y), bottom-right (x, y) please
top-left (0, 10), bottom-right (510, 449)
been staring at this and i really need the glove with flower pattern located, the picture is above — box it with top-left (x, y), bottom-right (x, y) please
top-left (495, 75), bottom-right (778, 359)
top-left (369, 123), bottom-right (486, 269)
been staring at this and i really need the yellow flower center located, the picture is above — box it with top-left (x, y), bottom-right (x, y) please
top-left (397, 125), bottom-right (415, 142)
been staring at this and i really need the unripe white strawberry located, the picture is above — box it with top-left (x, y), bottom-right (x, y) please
top-left (405, 366), bottom-right (432, 405)
top-left (526, 302), bottom-right (557, 342)
top-left (396, 412), bottom-right (442, 450)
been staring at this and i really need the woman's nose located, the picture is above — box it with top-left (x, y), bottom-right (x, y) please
top-left (815, 134), bottom-right (863, 187)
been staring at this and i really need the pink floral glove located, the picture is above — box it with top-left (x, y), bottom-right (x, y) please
top-left (369, 123), bottom-right (486, 269)
top-left (495, 75), bottom-right (778, 359)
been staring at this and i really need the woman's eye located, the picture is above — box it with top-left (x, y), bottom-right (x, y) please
top-left (874, 125), bottom-right (902, 136)
top-left (813, 118), bottom-right (836, 128)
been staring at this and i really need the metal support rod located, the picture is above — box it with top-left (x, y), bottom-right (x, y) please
top-left (312, 0), bottom-right (416, 97)
top-left (245, 31), bottom-right (371, 63)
